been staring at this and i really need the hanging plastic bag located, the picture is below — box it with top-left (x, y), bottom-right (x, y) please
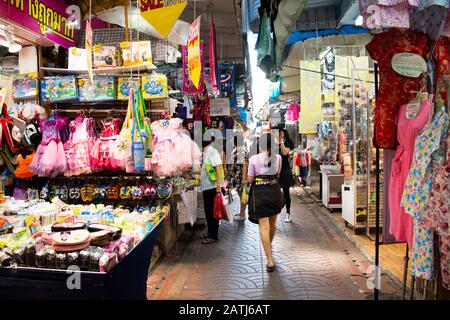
top-left (213, 193), bottom-right (226, 221)
top-left (131, 88), bottom-right (147, 171)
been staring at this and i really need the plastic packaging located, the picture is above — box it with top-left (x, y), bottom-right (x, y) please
top-left (55, 253), bottom-right (67, 269)
top-left (46, 248), bottom-right (56, 269)
top-left (79, 249), bottom-right (90, 271)
top-left (67, 252), bottom-right (80, 267)
top-left (99, 252), bottom-right (117, 272)
top-left (89, 247), bottom-right (104, 272)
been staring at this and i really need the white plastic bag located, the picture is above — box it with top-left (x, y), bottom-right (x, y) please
top-left (223, 190), bottom-right (240, 222)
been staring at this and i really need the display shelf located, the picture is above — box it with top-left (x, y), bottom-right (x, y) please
top-left (41, 63), bottom-right (157, 75)
top-left (0, 219), bottom-right (163, 299)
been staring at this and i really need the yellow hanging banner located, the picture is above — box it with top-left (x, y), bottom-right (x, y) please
top-left (188, 16), bottom-right (202, 89)
top-left (140, 0), bottom-right (188, 38)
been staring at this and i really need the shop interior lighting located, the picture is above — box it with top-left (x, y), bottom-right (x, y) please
top-left (4, 30), bottom-right (22, 53)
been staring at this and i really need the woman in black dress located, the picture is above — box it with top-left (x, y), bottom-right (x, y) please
top-left (278, 129), bottom-right (295, 223)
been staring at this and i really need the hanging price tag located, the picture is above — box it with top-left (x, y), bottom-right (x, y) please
top-left (406, 98), bottom-right (421, 119)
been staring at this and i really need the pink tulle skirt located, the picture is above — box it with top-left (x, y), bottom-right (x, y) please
top-left (172, 134), bottom-right (202, 171)
top-left (29, 140), bottom-right (67, 177)
top-left (151, 140), bottom-right (179, 177)
top-left (90, 138), bottom-right (124, 171)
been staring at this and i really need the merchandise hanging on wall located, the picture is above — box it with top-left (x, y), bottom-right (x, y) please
top-left (78, 76), bottom-right (115, 102)
top-left (299, 60), bottom-right (322, 134)
top-left (218, 63), bottom-right (237, 108)
top-left (142, 74), bottom-right (169, 100)
top-left (40, 76), bottom-right (78, 103)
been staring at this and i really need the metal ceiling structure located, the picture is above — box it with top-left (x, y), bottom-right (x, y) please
top-left (67, 0), bottom-right (360, 62)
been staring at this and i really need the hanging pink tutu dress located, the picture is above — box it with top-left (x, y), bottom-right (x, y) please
top-left (151, 118), bottom-right (201, 177)
top-left (64, 118), bottom-right (96, 176)
top-left (90, 118), bottom-right (124, 171)
top-left (29, 119), bottom-right (68, 177)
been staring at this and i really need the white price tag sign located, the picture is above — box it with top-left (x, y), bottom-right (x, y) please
top-left (406, 98), bottom-right (421, 119)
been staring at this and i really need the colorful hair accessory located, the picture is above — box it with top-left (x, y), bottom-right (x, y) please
top-left (93, 185), bottom-right (107, 200)
top-left (58, 185), bottom-right (68, 201)
top-left (40, 184), bottom-right (49, 200)
top-left (150, 183), bottom-right (157, 197)
top-left (81, 184), bottom-right (95, 202)
top-left (69, 187), bottom-right (81, 200)
top-left (157, 181), bottom-right (172, 199)
top-left (106, 184), bottom-right (120, 199)
top-left (120, 186), bottom-right (131, 199)
top-left (131, 186), bottom-right (143, 200)
top-left (27, 188), bottom-right (39, 200)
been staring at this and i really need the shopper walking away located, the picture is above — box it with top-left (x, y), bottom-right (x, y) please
top-left (200, 135), bottom-right (224, 244)
top-left (226, 136), bottom-right (249, 221)
top-left (278, 128), bottom-right (295, 223)
top-left (247, 133), bottom-right (283, 272)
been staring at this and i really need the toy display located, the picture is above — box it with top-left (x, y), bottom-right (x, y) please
top-left (93, 45), bottom-right (117, 69)
top-left (142, 74), bottom-right (168, 100)
top-left (40, 76), bottom-right (78, 103)
top-left (78, 76), bottom-right (116, 102)
top-left (117, 77), bottom-right (141, 100)
top-left (12, 76), bottom-right (38, 100)
top-left (68, 47), bottom-right (88, 70)
top-left (120, 41), bottom-right (153, 67)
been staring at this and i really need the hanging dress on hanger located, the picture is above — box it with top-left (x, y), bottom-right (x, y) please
top-left (388, 100), bottom-right (431, 246)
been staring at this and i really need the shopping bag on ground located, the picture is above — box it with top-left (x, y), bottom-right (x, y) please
top-left (213, 193), bottom-right (227, 220)
top-left (226, 190), bottom-right (241, 217)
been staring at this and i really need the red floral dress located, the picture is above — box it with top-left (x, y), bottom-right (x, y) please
top-left (433, 36), bottom-right (450, 100)
top-left (366, 28), bottom-right (429, 149)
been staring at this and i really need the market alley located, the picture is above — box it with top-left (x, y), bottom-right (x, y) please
top-left (147, 189), bottom-right (401, 300)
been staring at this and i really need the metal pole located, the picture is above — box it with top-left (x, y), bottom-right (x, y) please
top-left (124, 0), bottom-right (129, 42)
top-left (402, 243), bottom-right (409, 300)
top-left (410, 276), bottom-right (416, 300)
top-left (374, 63), bottom-right (380, 301)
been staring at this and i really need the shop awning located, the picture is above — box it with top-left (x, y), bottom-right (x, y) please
top-left (287, 25), bottom-right (369, 46)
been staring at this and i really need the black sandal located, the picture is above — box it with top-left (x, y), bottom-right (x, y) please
top-left (266, 264), bottom-right (276, 272)
top-left (202, 238), bottom-right (218, 245)
top-left (201, 233), bottom-right (209, 240)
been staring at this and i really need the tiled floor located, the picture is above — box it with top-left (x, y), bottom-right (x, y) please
top-left (147, 190), bottom-right (401, 300)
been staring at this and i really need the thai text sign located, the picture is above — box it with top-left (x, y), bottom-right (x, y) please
top-left (188, 16), bottom-right (201, 89)
top-left (140, 0), bottom-right (187, 38)
top-left (0, 0), bottom-right (77, 48)
top-left (392, 53), bottom-right (427, 78)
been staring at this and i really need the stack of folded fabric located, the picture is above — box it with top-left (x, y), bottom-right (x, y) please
top-left (88, 224), bottom-right (122, 241)
top-left (51, 230), bottom-right (91, 252)
top-left (90, 230), bottom-right (115, 246)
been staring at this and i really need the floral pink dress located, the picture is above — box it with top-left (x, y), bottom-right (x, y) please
top-left (388, 101), bottom-right (431, 246)
top-left (428, 133), bottom-right (450, 289)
